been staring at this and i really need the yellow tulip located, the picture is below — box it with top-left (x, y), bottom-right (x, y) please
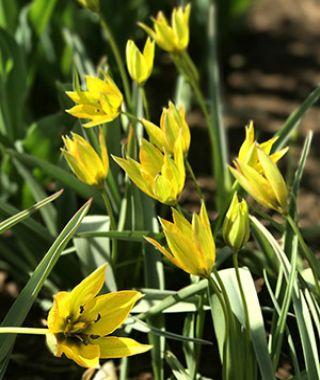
top-left (223, 193), bottom-right (250, 252)
top-left (142, 101), bottom-right (190, 155)
top-left (126, 38), bottom-right (155, 85)
top-left (238, 121), bottom-right (288, 170)
top-left (113, 137), bottom-right (185, 205)
top-left (145, 201), bottom-right (215, 278)
top-left (62, 128), bottom-right (108, 188)
top-left (46, 265), bottom-right (151, 368)
top-left (66, 75), bottom-right (123, 128)
top-left (138, 4), bottom-right (191, 53)
top-left (230, 146), bottom-right (288, 214)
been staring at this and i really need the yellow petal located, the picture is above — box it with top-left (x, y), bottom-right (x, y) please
top-left (98, 336), bottom-right (152, 358)
top-left (47, 291), bottom-right (71, 333)
top-left (171, 208), bottom-right (192, 237)
top-left (139, 139), bottom-right (163, 176)
top-left (98, 127), bottom-right (109, 175)
top-left (112, 156), bottom-right (153, 198)
top-left (84, 291), bottom-right (143, 336)
top-left (142, 118), bottom-right (166, 151)
top-left (257, 147), bottom-right (288, 213)
top-left (160, 219), bottom-right (201, 275)
top-left (59, 340), bottom-right (100, 368)
top-left (145, 236), bottom-right (181, 269)
top-left (229, 163), bottom-right (276, 210)
top-left (143, 37), bottom-right (155, 77)
top-left (69, 264), bottom-right (107, 319)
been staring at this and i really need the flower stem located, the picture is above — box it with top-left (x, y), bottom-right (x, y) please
top-left (101, 185), bottom-right (118, 265)
top-left (0, 327), bottom-right (48, 335)
top-left (141, 87), bottom-right (150, 120)
top-left (185, 159), bottom-right (204, 200)
top-left (100, 17), bottom-right (132, 108)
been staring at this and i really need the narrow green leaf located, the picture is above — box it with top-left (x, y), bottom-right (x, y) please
top-left (73, 215), bottom-right (117, 292)
top-left (29, 0), bottom-right (57, 36)
top-left (212, 268), bottom-right (275, 380)
top-left (128, 318), bottom-right (212, 346)
top-left (165, 351), bottom-right (192, 380)
top-left (12, 158), bottom-right (58, 235)
top-left (273, 86), bottom-right (320, 151)
top-left (76, 229), bottom-right (163, 241)
top-left (0, 189), bottom-right (62, 234)
top-left (6, 148), bottom-right (103, 206)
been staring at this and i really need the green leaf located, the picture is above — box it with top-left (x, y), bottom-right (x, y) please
top-left (0, 28), bottom-right (27, 141)
top-left (0, 190), bottom-right (62, 234)
top-left (76, 229), bottom-right (163, 242)
top-left (211, 268), bottom-right (274, 380)
top-left (273, 86), bottom-right (320, 151)
top-left (29, 0), bottom-right (58, 36)
top-left (73, 215), bottom-right (117, 292)
top-left (165, 351), bottom-right (192, 380)
top-left (128, 318), bottom-right (212, 346)
top-left (12, 159), bottom-right (58, 236)
top-left (0, 199), bottom-right (92, 373)
top-left (6, 148), bottom-right (103, 206)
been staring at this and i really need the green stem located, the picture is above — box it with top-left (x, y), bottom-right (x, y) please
top-left (121, 111), bottom-right (140, 123)
top-left (100, 18), bottom-right (132, 108)
top-left (185, 159), bottom-right (204, 200)
top-left (101, 186), bottom-right (118, 265)
top-left (0, 327), bottom-right (48, 335)
top-left (141, 87), bottom-right (150, 120)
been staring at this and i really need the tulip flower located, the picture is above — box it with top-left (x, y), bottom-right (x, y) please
top-left (46, 265), bottom-right (151, 368)
top-left (138, 4), bottom-right (191, 53)
top-left (142, 101), bottom-right (190, 155)
top-left (113, 137), bottom-right (185, 205)
top-left (238, 121), bottom-right (288, 170)
top-left (229, 145), bottom-right (288, 214)
top-left (66, 75), bottom-right (123, 128)
top-left (223, 193), bottom-right (250, 252)
top-left (62, 128), bottom-right (108, 188)
top-left (126, 38), bottom-right (155, 86)
top-left (145, 202), bottom-right (215, 278)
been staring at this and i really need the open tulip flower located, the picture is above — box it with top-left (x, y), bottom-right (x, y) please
top-left (113, 137), bottom-right (185, 205)
top-left (46, 265), bottom-right (151, 368)
top-left (238, 121), bottom-right (288, 170)
top-left (126, 38), bottom-right (155, 86)
top-left (142, 101), bottom-right (190, 155)
top-left (230, 145), bottom-right (288, 214)
top-left (138, 4), bottom-right (191, 53)
top-left (145, 202), bottom-right (215, 278)
top-left (61, 128), bottom-right (108, 188)
top-left (66, 74), bottom-right (123, 128)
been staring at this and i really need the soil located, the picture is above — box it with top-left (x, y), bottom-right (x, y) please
top-left (2, 0), bottom-right (320, 378)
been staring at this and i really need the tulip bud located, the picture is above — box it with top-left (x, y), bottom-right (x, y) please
top-left (126, 38), bottom-right (155, 86)
top-left (62, 128), bottom-right (108, 188)
top-left (223, 193), bottom-right (250, 252)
